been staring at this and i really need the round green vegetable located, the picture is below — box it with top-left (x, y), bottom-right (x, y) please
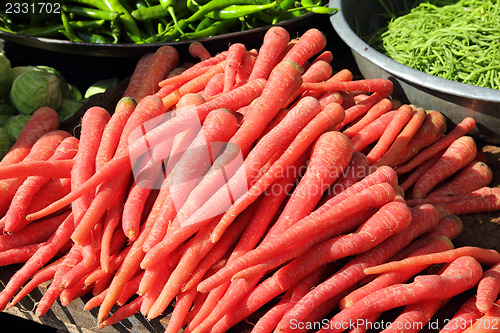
top-left (10, 69), bottom-right (63, 115)
top-left (58, 98), bottom-right (83, 122)
top-left (0, 103), bottom-right (17, 127)
top-left (0, 127), bottom-right (11, 160)
top-left (4, 114), bottom-right (30, 142)
top-left (0, 52), bottom-right (13, 100)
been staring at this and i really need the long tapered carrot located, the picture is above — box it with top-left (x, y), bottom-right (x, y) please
top-left (366, 104), bottom-right (414, 165)
top-left (0, 159), bottom-right (74, 179)
top-left (399, 151), bottom-right (444, 192)
top-left (212, 203), bottom-right (439, 332)
top-left (412, 136), bottom-right (477, 198)
top-left (249, 26), bottom-right (290, 81)
top-left (282, 28), bottom-right (326, 67)
top-left (342, 98), bottom-right (393, 138)
top-left (132, 45), bottom-right (179, 102)
top-left (365, 246), bottom-right (500, 275)
top-left (350, 111), bottom-right (397, 152)
top-left (0, 130), bottom-right (71, 216)
top-left (339, 236), bottom-right (454, 310)
top-left (395, 117), bottom-right (476, 174)
top-left (303, 78), bottom-right (393, 95)
top-left (97, 181), bottom-right (170, 324)
top-left (427, 160), bottom-right (493, 198)
top-left (95, 97), bottom-right (137, 170)
top-left (321, 256), bottom-right (483, 333)
top-left (188, 41), bottom-right (211, 61)
top-left (337, 90), bottom-right (390, 131)
top-left (476, 262), bottom-right (500, 313)
top-left (206, 102), bottom-right (346, 243)
top-left (123, 52), bottom-right (154, 99)
top-left (223, 43), bottom-right (246, 93)
top-left (373, 107), bottom-right (427, 167)
top-left (0, 107), bottom-right (59, 166)
top-left (435, 191), bottom-right (500, 216)
top-left (198, 182), bottom-right (396, 294)
top-left (393, 110), bottom-right (447, 167)
top-left (0, 213), bottom-right (74, 312)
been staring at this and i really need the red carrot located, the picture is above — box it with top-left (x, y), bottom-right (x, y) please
top-left (212, 203), bottom-right (439, 333)
top-left (434, 190), bottom-right (500, 216)
top-left (249, 26), bottom-right (290, 81)
top-left (302, 78), bottom-right (393, 95)
top-left (350, 111), bottom-right (397, 152)
top-left (427, 160), bottom-right (493, 198)
top-left (321, 256), bottom-right (483, 333)
top-left (165, 288), bottom-right (198, 333)
top-left (319, 91), bottom-right (344, 108)
top-left (263, 131), bottom-right (353, 238)
top-left (366, 104), bottom-right (414, 165)
top-left (393, 110), bottom-right (447, 167)
top-left (337, 90), bottom-right (390, 131)
top-left (98, 296), bottom-right (143, 329)
top-left (198, 182), bottom-right (396, 293)
top-left (399, 150), bottom-right (444, 192)
top-left (234, 49), bottom-right (255, 87)
top-left (342, 97), bottom-right (393, 138)
top-left (339, 236), bottom-right (454, 310)
top-left (0, 212), bottom-right (69, 253)
top-left (123, 52), bottom-right (154, 99)
top-left (0, 107), bottom-right (59, 166)
top-left (0, 213), bottom-right (74, 312)
top-left (207, 102), bottom-right (345, 243)
top-left (95, 97), bottom-right (136, 170)
top-left (282, 28), bottom-right (326, 67)
top-left (0, 243), bottom-right (44, 266)
top-left (365, 246), bottom-right (500, 275)
top-left (223, 43), bottom-right (246, 93)
top-left (461, 299), bottom-right (500, 333)
top-left (440, 296), bottom-right (483, 332)
top-left (395, 117), bottom-right (476, 174)
top-left (133, 45), bottom-right (179, 102)
top-left (201, 72), bottom-right (224, 99)
top-left (412, 136), bottom-right (477, 198)
top-left (0, 159), bottom-right (74, 179)
top-left (373, 107), bottom-right (427, 167)
top-left (188, 41), bottom-right (211, 61)
top-left (0, 130), bottom-right (71, 216)
top-left (476, 262), bottom-right (500, 313)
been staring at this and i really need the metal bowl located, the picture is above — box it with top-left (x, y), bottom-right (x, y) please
top-left (329, 0), bottom-right (500, 143)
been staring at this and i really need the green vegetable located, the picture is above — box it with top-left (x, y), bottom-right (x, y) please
top-left (64, 84), bottom-right (83, 101)
top-left (366, 0), bottom-right (500, 90)
top-left (0, 127), bottom-right (11, 159)
top-left (4, 114), bottom-right (30, 142)
top-left (0, 52), bottom-right (13, 100)
top-left (0, 104), bottom-right (17, 127)
top-left (84, 77), bottom-right (119, 98)
top-left (0, 0), bottom-right (334, 44)
top-left (10, 69), bottom-right (63, 115)
top-left (58, 98), bottom-right (83, 122)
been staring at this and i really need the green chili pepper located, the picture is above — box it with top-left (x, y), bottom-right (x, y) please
top-left (19, 20), bottom-right (106, 38)
top-left (60, 0), bottom-right (109, 11)
top-left (185, 0), bottom-right (266, 23)
top-left (185, 17), bottom-right (239, 38)
top-left (60, 9), bottom-right (84, 42)
top-left (299, 0), bottom-right (337, 14)
top-left (102, 0), bottom-right (144, 42)
top-left (61, 4), bottom-right (120, 21)
top-left (205, 2), bottom-right (278, 20)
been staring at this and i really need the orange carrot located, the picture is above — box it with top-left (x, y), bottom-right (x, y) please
top-left (223, 43), bottom-right (246, 93)
top-left (435, 190), bottom-right (500, 216)
top-left (321, 256), bottom-right (483, 333)
top-left (366, 104), bottom-right (414, 165)
top-left (461, 299), bottom-right (500, 333)
top-left (476, 262), bottom-right (500, 313)
top-left (201, 72), bottom-right (224, 99)
top-left (395, 117), bottom-right (476, 174)
top-left (302, 78), bottom-right (393, 95)
top-left (249, 26), bottom-right (290, 81)
top-left (342, 97), bottom-right (393, 138)
top-left (207, 102), bottom-right (345, 243)
top-left (337, 91), bottom-right (390, 131)
top-left (393, 110), bottom-right (447, 167)
top-left (412, 136), bottom-right (477, 198)
top-left (350, 111), bottom-right (397, 152)
top-left (0, 159), bottom-right (74, 180)
top-left (427, 160), bottom-right (493, 198)
top-left (399, 151), bottom-right (444, 192)
top-left (440, 295), bottom-right (483, 332)
top-left (282, 28), bottom-right (326, 67)
top-left (123, 52), bottom-right (154, 99)
top-left (188, 41), bottom-right (211, 61)
top-left (365, 246), bottom-right (500, 275)
top-left (0, 107), bottom-right (59, 166)
top-left (373, 107), bottom-right (427, 167)
top-left (0, 243), bottom-right (44, 266)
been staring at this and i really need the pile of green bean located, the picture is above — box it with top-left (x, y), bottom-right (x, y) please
top-left (0, 0), bottom-right (336, 44)
top-left (365, 0), bottom-right (500, 90)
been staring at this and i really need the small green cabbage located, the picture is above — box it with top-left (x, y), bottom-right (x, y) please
top-left (0, 103), bottom-right (17, 127)
top-left (0, 127), bottom-right (11, 160)
top-left (0, 53), bottom-right (13, 100)
top-left (4, 114), bottom-right (30, 142)
top-left (58, 98), bottom-right (83, 122)
top-left (10, 68), bottom-right (63, 115)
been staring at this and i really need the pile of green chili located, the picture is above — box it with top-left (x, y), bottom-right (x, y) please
top-left (365, 0), bottom-right (500, 90)
top-left (0, 0), bottom-right (336, 44)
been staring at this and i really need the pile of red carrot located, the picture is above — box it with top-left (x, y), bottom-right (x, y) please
top-left (0, 26), bottom-right (500, 333)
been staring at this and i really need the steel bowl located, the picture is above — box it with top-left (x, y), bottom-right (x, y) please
top-left (329, 0), bottom-right (500, 143)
